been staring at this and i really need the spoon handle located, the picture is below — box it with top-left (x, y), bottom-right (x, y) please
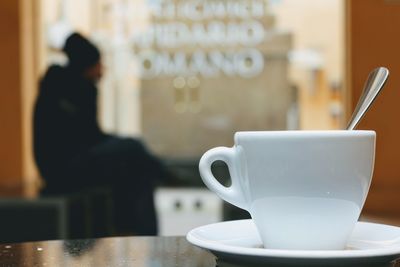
top-left (346, 67), bottom-right (389, 130)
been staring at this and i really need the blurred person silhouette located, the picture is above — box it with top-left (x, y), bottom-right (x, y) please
top-left (34, 32), bottom-right (167, 235)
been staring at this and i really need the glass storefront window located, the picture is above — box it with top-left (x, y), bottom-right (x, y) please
top-left (40, 0), bottom-right (345, 158)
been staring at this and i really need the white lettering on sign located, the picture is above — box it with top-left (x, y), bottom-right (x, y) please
top-left (133, 21), bottom-right (265, 48)
top-left (132, 0), bottom-right (267, 79)
top-left (135, 49), bottom-right (264, 79)
top-left (148, 0), bottom-right (266, 20)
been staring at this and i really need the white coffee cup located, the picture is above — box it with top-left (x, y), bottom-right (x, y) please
top-left (199, 131), bottom-right (375, 250)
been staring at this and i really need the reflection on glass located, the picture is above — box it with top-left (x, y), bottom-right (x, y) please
top-left (173, 76), bottom-right (187, 113)
top-left (188, 76), bottom-right (202, 113)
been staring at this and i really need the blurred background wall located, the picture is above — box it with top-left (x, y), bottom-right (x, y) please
top-left (347, 0), bottom-right (400, 223)
top-left (0, 0), bottom-right (39, 197)
top-left (0, 0), bottom-right (400, 236)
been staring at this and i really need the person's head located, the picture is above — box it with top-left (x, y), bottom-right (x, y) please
top-left (63, 32), bottom-right (103, 83)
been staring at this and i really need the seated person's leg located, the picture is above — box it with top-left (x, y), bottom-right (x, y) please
top-left (61, 136), bottom-right (162, 235)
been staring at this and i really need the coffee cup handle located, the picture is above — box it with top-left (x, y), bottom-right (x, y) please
top-left (199, 147), bottom-right (247, 210)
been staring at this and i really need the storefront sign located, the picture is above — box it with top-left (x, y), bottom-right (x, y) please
top-left (133, 0), bottom-right (267, 79)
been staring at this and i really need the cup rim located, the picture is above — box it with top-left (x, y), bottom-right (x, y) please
top-left (234, 130), bottom-right (376, 140)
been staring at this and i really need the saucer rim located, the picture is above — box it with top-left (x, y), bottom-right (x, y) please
top-left (186, 219), bottom-right (400, 259)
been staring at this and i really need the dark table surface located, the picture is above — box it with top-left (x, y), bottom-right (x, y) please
top-left (0, 236), bottom-right (217, 267)
top-left (1, 236), bottom-right (399, 267)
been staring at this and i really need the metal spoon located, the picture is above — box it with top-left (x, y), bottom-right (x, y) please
top-left (346, 67), bottom-right (389, 130)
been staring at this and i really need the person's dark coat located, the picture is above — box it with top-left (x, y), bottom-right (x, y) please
top-left (34, 64), bottom-right (163, 235)
top-left (34, 65), bottom-right (106, 180)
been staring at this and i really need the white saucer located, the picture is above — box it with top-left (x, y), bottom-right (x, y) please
top-left (186, 219), bottom-right (400, 266)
